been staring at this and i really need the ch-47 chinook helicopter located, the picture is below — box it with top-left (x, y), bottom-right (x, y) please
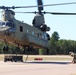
top-left (0, 0), bottom-right (51, 52)
top-left (0, 0), bottom-right (76, 52)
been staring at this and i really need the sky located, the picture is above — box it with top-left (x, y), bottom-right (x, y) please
top-left (0, 0), bottom-right (76, 40)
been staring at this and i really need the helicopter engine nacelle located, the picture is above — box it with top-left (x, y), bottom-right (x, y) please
top-left (32, 13), bottom-right (45, 28)
top-left (46, 27), bottom-right (50, 31)
top-left (40, 24), bottom-right (50, 32)
top-left (1, 10), bottom-right (15, 21)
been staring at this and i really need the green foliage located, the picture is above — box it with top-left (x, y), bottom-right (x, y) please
top-left (0, 42), bottom-right (5, 53)
top-left (51, 31), bottom-right (60, 41)
top-left (49, 31), bottom-right (76, 55)
top-left (39, 49), bottom-right (46, 55)
top-left (0, 41), bottom-right (23, 54)
top-left (49, 31), bottom-right (60, 54)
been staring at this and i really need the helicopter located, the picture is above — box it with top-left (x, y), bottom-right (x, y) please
top-left (0, 0), bottom-right (51, 52)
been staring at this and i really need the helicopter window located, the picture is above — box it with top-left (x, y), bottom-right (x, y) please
top-left (2, 22), bottom-right (5, 25)
top-left (44, 33), bottom-right (47, 40)
top-left (20, 26), bottom-right (23, 32)
top-left (42, 33), bottom-right (47, 40)
top-left (37, 33), bottom-right (42, 38)
top-left (32, 32), bottom-right (34, 35)
top-left (37, 33), bottom-right (39, 37)
top-left (12, 24), bottom-right (15, 28)
top-left (42, 35), bottom-right (45, 39)
top-left (27, 29), bottom-right (29, 33)
top-left (6, 21), bottom-right (12, 27)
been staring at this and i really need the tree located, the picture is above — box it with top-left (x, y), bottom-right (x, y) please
top-left (49, 31), bottom-right (60, 54)
top-left (51, 31), bottom-right (60, 41)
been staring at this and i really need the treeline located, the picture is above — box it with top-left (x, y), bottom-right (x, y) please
top-left (49, 39), bottom-right (76, 55)
top-left (39, 31), bottom-right (76, 55)
top-left (0, 31), bottom-right (76, 55)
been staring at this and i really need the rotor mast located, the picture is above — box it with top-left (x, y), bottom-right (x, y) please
top-left (32, 0), bottom-right (45, 28)
top-left (37, 0), bottom-right (43, 14)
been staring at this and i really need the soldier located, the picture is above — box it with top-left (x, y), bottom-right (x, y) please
top-left (69, 52), bottom-right (76, 63)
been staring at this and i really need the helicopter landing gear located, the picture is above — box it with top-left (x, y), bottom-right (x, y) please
top-left (23, 45), bottom-right (33, 62)
top-left (46, 48), bottom-right (49, 55)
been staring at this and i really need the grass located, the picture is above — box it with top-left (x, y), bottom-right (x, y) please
top-left (0, 54), bottom-right (73, 61)
top-left (23, 55), bottom-right (73, 61)
top-left (0, 55), bottom-right (4, 61)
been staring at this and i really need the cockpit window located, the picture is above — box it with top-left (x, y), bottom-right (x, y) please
top-left (6, 21), bottom-right (12, 27)
top-left (6, 21), bottom-right (16, 32)
top-left (2, 22), bottom-right (5, 25)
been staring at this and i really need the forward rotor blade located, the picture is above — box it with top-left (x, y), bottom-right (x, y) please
top-left (0, 2), bottom-right (76, 10)
top-left (15, 11), bottom-right (37, 13)
top-left (14, 2), bottom-right (76, 9)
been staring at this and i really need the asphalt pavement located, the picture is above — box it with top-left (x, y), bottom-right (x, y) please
top-left (0, 60), bottom-right (76, 75)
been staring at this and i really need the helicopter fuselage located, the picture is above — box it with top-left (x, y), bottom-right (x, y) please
top-left (0, 8), bottom-right (50, 49)
top-left (0, 19), bottom-right (50, 49)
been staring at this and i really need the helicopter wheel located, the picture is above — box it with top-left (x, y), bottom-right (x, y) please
top-left (23, 45), bottom-right (33, 62)
top-left (27, 45), bottom-right (33, 52)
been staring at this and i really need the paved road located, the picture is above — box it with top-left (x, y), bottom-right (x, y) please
top-left (0, 60), bottom-right (76, 75)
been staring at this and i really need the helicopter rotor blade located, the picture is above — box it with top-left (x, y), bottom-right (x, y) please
top-left (15, 11), bottom-right (76, 15)
top-left (15, 11), bottom-right (38, 14)
top-left (14, 2), bottom-right (76, 9)
top-left (45, 12), bottom-right (76, 15)
top-left (0, 2), bottom-right (76, 10)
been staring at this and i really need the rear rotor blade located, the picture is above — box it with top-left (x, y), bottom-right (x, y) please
top-left (15, 11), bottom-right (76, 15)
top-left (46, 12), bottom-right (76, 15)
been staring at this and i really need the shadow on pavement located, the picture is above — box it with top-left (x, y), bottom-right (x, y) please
top-left (23, 61), bottom-right (71, 65)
